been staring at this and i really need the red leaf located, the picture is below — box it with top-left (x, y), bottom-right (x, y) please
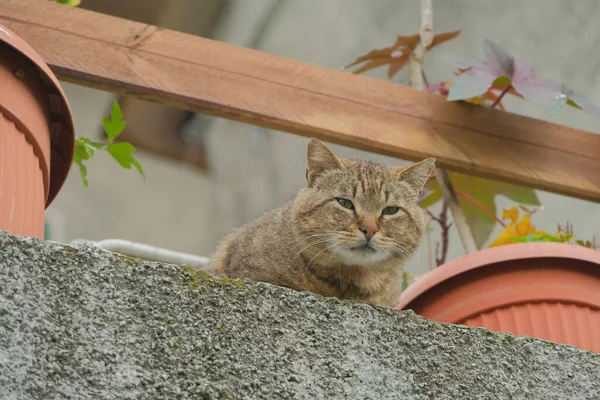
top-left (344, 31), bottom-right (460, 79)
top-left (429, 30), bottom-right (461, 50)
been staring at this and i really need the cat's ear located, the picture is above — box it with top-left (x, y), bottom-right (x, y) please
top-left (396, 158), bottom-right (436, 199)
top-left (306, 138), bottom-right (344, 186)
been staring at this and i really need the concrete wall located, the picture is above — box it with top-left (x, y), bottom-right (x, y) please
top-left (2, 230), bottom-right (599, 399)
top-left (46, 0), bottom-right (600, 277)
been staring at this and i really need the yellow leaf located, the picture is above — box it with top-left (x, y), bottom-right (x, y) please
top-left (502, 206), bottom-right (519, 224)
top-left (465, 97), bottom-right (485, 105)
top-left (489, 207), bottom-right (548, 247)
top-left (489, 223), bottom-right (517, 247)
top-left (515, 214), bottom-right (534, 236)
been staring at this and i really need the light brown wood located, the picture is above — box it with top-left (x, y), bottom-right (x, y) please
top-left (1, 0), bottom-right (600, 201)
top-left (77, 0), bottom-right (220, 171)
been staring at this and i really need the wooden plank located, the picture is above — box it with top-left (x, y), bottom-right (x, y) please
top-left (1, 0), bottom-right (600, 202)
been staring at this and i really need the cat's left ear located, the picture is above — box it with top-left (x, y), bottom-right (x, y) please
top-left (396, 158), bottom-right (436, 200)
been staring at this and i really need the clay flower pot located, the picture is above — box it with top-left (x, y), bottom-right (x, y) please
top-left (396, 242), bottom-right (600, 353)
top-left (0, 25), bottom-right (74, 238)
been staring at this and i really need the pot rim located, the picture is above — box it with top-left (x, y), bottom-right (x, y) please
top-left (0, 24), bottom-right (75, 207)
top-left (397, 242), bottom-right (600, 310)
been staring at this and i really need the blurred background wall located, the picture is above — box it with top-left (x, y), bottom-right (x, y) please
top-left (46, 0), bottom-right (600, 277)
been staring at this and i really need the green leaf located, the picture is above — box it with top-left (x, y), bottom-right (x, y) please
top-left (562, 85), bottom-right (600, 118)
top-left (401, 271), bottom-right (411, 291)
top-left (107, 142), bottom-right (146, 180)
top-left (73, 159), bottom-right (88, 187)
top-left (510, 234), bottom-right (541, 243)
top-left (51, 0), bottom-right (81, 5)
top-left (492, 76), bottom-right (512, 86)
top-left (560, 234), bottom-right (574, 242)
top-left (510, 232), bottom-right (573, 244)
top-left (421, 172), bottom-right (541, 248)
top-left (455, 174), bottom-right (540, 248)
top-left (72, 101), bottom-right (145, 186)
top-left (566, 99), bottom-right (581, 110)
top-left (73, 137), bottom-right (103, 187)
top-left (102, 100), bottom-right (126, 142)
top-left (575, 239), bottom-right (597, 249)
top-left (419, 178), bottom-right (443, 208)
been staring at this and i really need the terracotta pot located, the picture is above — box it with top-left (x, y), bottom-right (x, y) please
top-left (396, 242), bottom-right (600, 353)
top-left (0, 25), bottom-right (74, 238)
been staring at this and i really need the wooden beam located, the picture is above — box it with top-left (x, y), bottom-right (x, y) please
top-left (2, 0), bottom-right (600, 202)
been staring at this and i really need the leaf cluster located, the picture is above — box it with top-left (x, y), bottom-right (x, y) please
top-left (73, 100), bottom-right (145, 187)
top-left (346, 28), bottom-right (600, 254)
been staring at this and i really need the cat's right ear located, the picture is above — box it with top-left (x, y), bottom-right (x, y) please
top-left (306, 138), bottom-right (344, 186)
top-left (396, 158), bottom-right (436, 201)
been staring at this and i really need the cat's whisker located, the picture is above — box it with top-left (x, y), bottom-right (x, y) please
top-left (382, 247), bottom-right (395, 263)
top-left (291, 238), bottom-right (333, 260)
top-left (306, 242), bottom-right (340, 271)
top-left (288, 233), bottom-right (331, 256)
top-left (287, 231), bottom-right (329, 246)
top-left (327, 240), bottom-right (348, 264)
top-left (389, 243), bottom-right (414, 263)
top-left (290, 237), bottom-right (338, 266)
top-left (392, 244), bottom-right (407, 254)
top-left (287, 232), bottom-right (332, 251)
top-left (391, 241), bottom-right (411, 252)
top-left (327, 246), bottom-right (339, 265)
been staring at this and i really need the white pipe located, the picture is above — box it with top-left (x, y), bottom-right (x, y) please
top-left (69, 238), bottom-right (210, 269)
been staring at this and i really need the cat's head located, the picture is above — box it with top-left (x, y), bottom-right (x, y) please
top-left (292, 138), bottom-right (435, 268)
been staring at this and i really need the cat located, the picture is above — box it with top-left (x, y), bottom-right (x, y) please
top-left (208, 138), bottom-right (435, 308)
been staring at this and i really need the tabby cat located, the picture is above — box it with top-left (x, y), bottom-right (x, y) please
top-left (208, 138), bottom-right (435, 308)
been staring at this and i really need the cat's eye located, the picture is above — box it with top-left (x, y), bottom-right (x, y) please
top-left (336, 198), bottom-right (354, 210)
top-left (382, 206), bottom-right (400, 215)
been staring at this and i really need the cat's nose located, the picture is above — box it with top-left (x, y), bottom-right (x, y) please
top-left (358, 224), bottom-right (378, 240)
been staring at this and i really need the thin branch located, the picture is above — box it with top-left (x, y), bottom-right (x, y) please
top-left (421, 68), bottom-right (430, 89)
top-left (436, 169), bottom-right (478, 253)
top-left (426, 219), bottom-right (433, 271)
top-left (436, 198), bottom-right (450, 266)
top-left (424, 207), bottom-right (442, 224)
top-left (426, 202), bottom-right (452, 266)
top-left (410, 0), bottom-right (478, 257)
top-left (454, 189), bottom-right (506, 227)
top-left (491, 85), bottom-right (512, 109)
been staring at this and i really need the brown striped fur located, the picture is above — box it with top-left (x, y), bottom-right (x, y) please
top-left (208, 139), bottom-right (435, 308)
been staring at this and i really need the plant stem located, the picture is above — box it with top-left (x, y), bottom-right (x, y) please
top-left (409, 0), bottom-right (433, 90)
top-left (491, 85), bottom-right (512, 108)
top-left (411, 0), bottom-right (478, 258)
top-left (454, 189), bottom-right (506, 227)
top-left (436, 198), bottom-right (450, 266)
top-left (426, 220), bottom-right (433, 271)
top-left (435, 169), bottom-right (478, 253)
top-left (423, 207), bottom-right (439, 223)
top-left (425, 203), bottom-right (451, 266)
top-left (421, 68), bottom-right (430, 89)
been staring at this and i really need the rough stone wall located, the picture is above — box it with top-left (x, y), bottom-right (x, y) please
top-left (1, 230), bottom-right (599, 399)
